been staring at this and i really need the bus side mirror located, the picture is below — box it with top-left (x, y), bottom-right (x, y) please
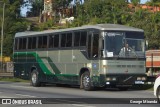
top-left (145, 40), bottom-right (148, 50)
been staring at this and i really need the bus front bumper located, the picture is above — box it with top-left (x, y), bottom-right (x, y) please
top-left (96, 74), bottom-right (147, 87)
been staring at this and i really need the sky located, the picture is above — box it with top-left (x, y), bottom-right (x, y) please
top-left (20, 0), bottom-right (150, 17)
top-left (138, 0), bottom-right (149, 3)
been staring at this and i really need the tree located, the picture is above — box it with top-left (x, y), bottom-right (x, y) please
top-left (73, 0), bottom-right (129, 25)
top-left (27, 0), bottom-right (43, 17)
top-left (52, 0), bottom-right (73, 18)
top-left (0, 0), bottom-right (28, 57)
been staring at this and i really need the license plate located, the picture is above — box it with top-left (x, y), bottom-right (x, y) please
top-left (135, 81), bottom-right (144, 84)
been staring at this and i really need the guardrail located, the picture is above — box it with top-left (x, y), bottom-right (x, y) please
top-left (0, 62), bottom-right (13, 77)
top-left (0, 72), bottom-right (13, 77)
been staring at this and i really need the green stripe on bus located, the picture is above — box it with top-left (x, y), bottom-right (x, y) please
top-left (14, 52), bottom-right (54, 75)
top-left (42, 57), bottom-right (61, 74)
top-left (54, 74), bottom-right (78, 76)
top-left (14, 52), bottom-right (78, 77)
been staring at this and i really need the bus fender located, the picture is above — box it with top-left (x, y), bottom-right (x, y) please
top-left (79, 67), bottom-right (90, 77)
top-left (30, 66), bottom-right (38, 76)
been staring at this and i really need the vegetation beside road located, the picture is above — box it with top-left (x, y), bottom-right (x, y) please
top-left (0, 77), bottom-right (29, 82)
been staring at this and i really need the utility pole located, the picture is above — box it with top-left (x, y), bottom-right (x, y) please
top-left (1, 2), bottom-right (5, 71)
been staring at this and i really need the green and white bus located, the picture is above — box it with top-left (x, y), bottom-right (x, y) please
top-left (14, 24), bottom-right (146, 90)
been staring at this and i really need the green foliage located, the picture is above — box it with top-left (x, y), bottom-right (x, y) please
top-left (73, 0), bottom-right (129, 24)
top-left (131, 0), bottom-right (140, 5)
top-left (2, 0), bottom-right (160, 58)
top-left (0, 77), bottom-right (29, 82)
top-left (71, 0), bottom-right (160, 49)
top-left (35, 19), bottom-right (55, 31)
top-left (152, 0), bottom-right (160, 3)
top-left (0, 0), bottom-right (29, 57)
top-left (53, 0), bottom-right (73, 8)
top-left (29, 0), bottom-right (43, 16)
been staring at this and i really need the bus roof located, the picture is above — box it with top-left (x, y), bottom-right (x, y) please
top-left (15, 24), bottom-right (144, 37)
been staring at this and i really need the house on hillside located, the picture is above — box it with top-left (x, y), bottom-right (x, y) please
top-left (128, 3), bottom-right (160, 12)
top-left (41, 0), bottom-right (74, 23)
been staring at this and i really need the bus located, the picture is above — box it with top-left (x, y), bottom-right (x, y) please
top-left (13, 24), bottom-right (146, 91)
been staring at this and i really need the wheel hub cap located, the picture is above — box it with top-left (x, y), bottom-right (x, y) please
top-left (83, 75), bottom-right (90, 88)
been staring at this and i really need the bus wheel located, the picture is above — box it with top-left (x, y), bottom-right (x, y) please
top-left (157, 86), bottom-right (160, 103)
top-left (30, 70), bottom-right (41, 87)
top-left (81, 72), bottom-right (93, 91)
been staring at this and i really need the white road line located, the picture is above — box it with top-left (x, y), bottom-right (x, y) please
top-left (15, 94), bottom-right (36, 98)
top-left (0, 96), bottom-right (13, 98)
top-left (11, 85), bottom-right (37, 89)
top-left (72, 104), bottom-right (96, 107)
top-left (56, 99), bottom-right (85, 104)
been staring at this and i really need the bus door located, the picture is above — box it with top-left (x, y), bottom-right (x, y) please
top-left (87, 32), bottom-right (100, 75)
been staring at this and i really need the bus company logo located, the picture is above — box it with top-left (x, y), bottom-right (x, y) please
top-left (2, 99), bottom-right (11, 104)
top-left (93, 63), bottom-right (97, 68)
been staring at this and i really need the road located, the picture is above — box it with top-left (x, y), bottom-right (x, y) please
top-left (0, 81), bottom-right (159, 107)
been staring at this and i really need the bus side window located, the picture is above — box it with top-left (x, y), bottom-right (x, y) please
top-left (80, 31), bottom-right (87, 46)
top-left (19, 38), bottom-right (23, 50)
top-left (38, 36), bottom-right (47, 49)
top-left (74, 32), bottom-right (80, 47)
top-left (92, 34), bottom-right (99, 58)
top-left (27, 37), bottom-right (37, 49)
top-left (28, 37), bottom-right (32, 49)
top-left (88, 34), bottom-right (92, 58)
top-left (14, 38), bottom-right (18, 50)
top-left (32, 37), bottom-right (37, 49)
top-left (49, 35), bottom-right (54, 48)
top-left (22, 38), bottom-right (27, 49)
top-left (49, 34), bottom-right (59, 48)
top-left (43, 36), bottom-right (47, 48)
top-left (54, 34), bottom-right (59, 48)
top-left (66, 33), bottom-right (72, 47)
top-left (88, 33), bottom-right (99, 58)
top-left (61, 33), bottom-right (66, 47)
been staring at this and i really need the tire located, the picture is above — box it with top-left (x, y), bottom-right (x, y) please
top-left (30, 70), bottom-right (41, 87)
top-left (80, 74), bottom-right (83, 89)
top-left (157, 86), bottom-right (160, 103)
top-left (81, 72), bottom-right (93, 91)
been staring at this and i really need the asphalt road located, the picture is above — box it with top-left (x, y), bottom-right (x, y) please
top-left (0, 81), bottom-right (159, 107)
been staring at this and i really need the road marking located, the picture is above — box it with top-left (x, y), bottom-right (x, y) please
top-left (56, 99), bottom-right (84, 104)
top-left (0, 96), bottom-right (13, 98)
top-left (15, 94), bottom-right (36, 98)
top-left (11, 85), bottom-right (38, 89)
top-left (55, 99), bottom-right (96, 107)
top-left (72, 104), bottom-right (96, 107)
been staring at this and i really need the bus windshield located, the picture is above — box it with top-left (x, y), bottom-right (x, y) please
top-left (103, 32), bottom-right (145, 58)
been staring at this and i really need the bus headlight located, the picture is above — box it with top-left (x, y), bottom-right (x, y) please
top-left (106, 78), bottom-right (111, 81)
top-left (142, 77), bottom-right (146, 81)
top-left (106, 77), bottom-right (117, 81)
top-left (137, 77), bottom-right (141, 80)
top-left (112, 77), bottom-right (116, 81)
top-left (137, 77), bottom-right (146, 81)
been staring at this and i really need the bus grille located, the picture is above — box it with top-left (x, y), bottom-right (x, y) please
top-left (118, 75), bottom-right (135, 84)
